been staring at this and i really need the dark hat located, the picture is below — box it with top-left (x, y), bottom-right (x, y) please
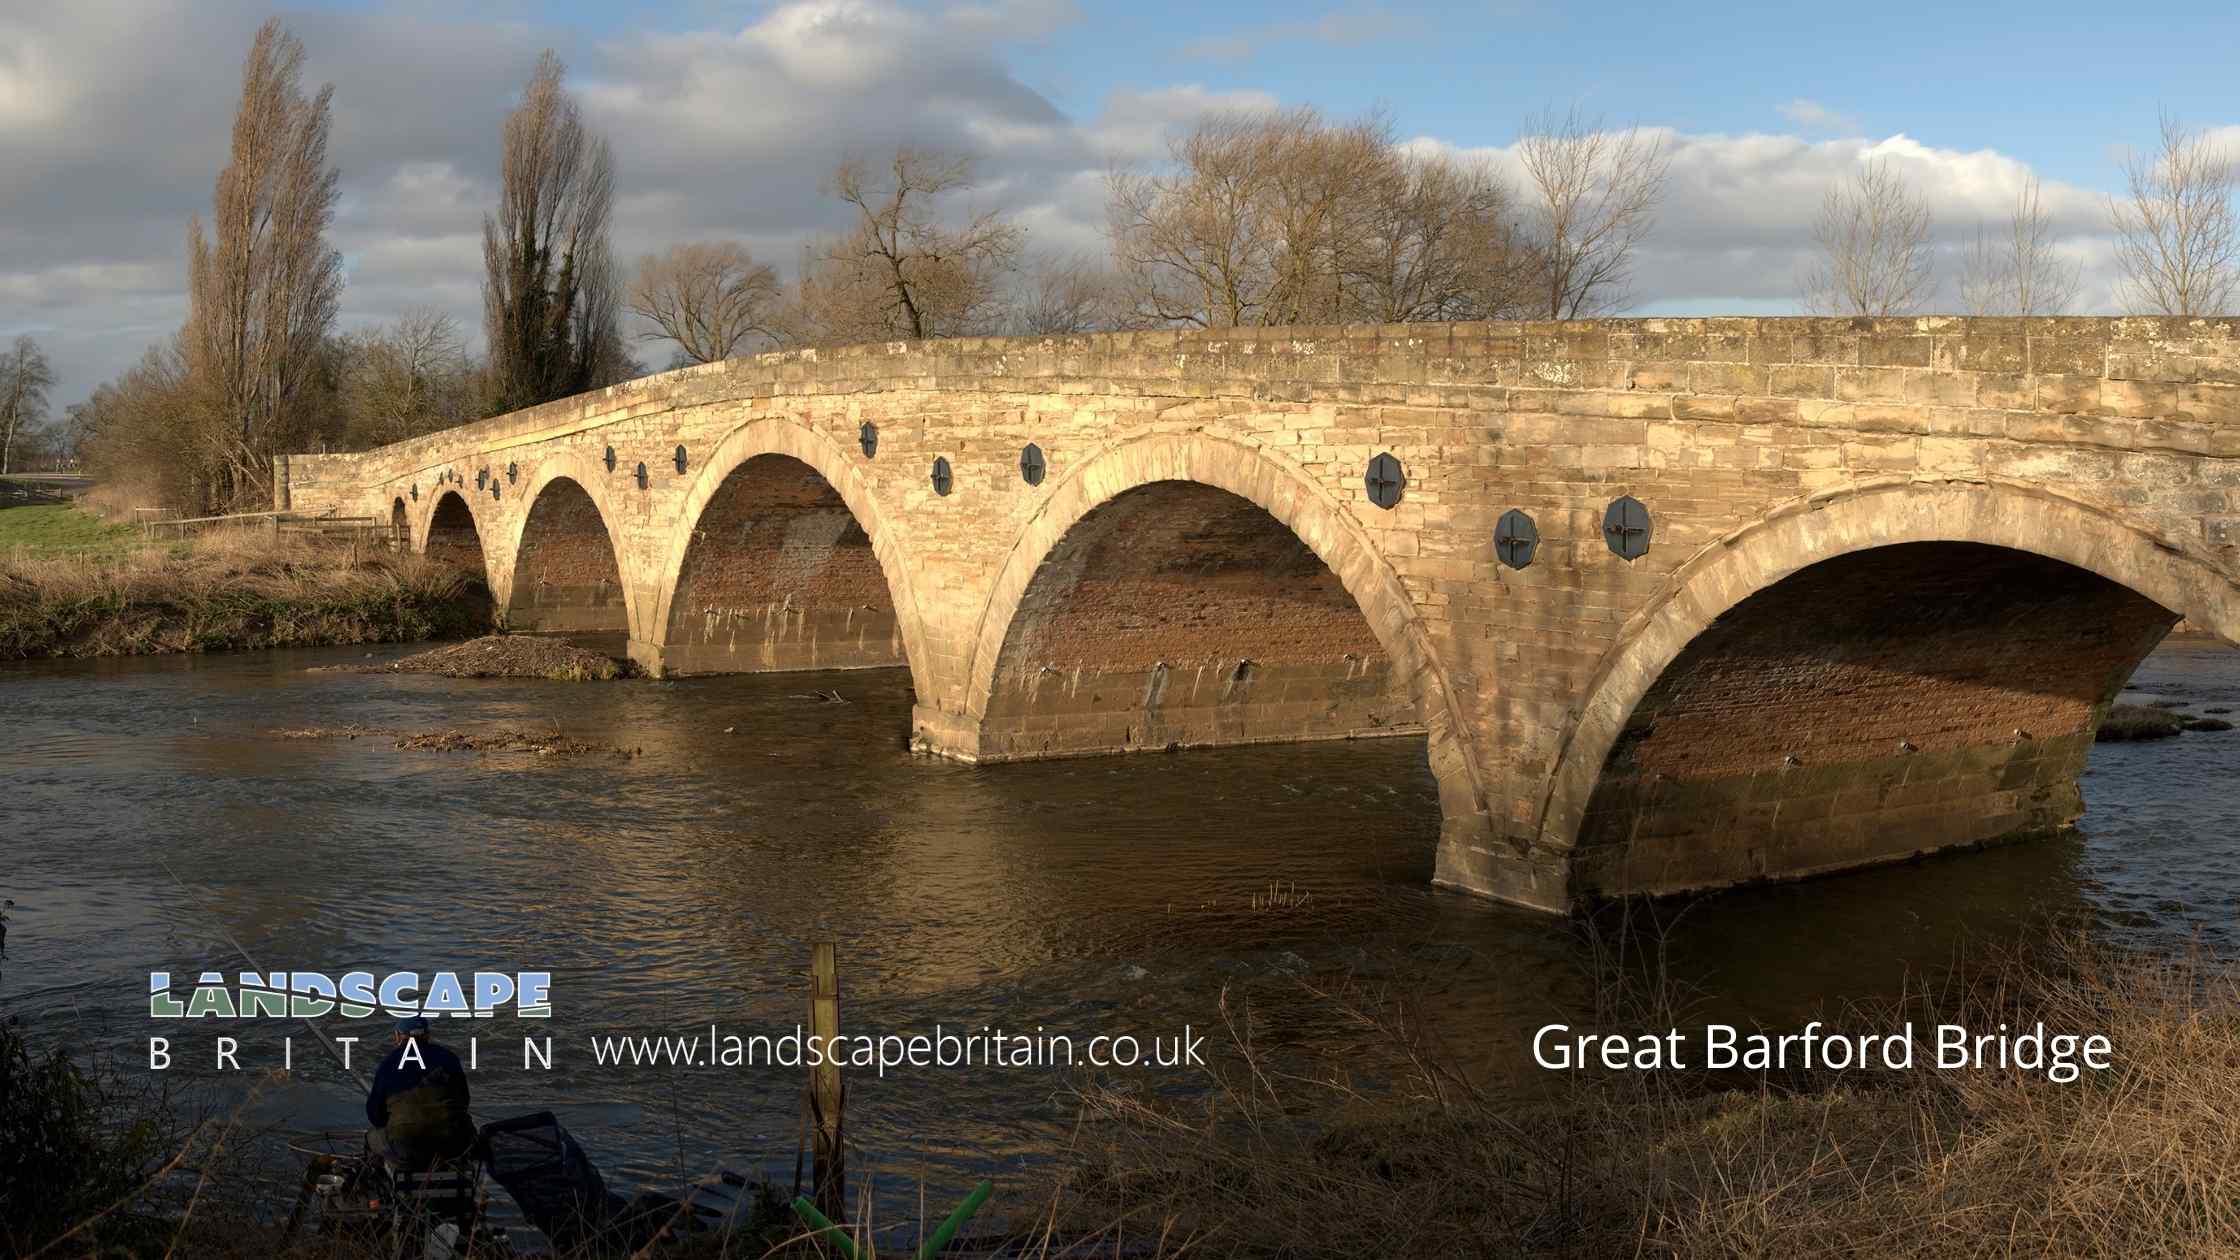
top-left (396, 1015), bottom-right (431, 1036)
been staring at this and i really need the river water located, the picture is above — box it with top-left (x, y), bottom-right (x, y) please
top-left (3, 639), bottom-right (2237, 1210)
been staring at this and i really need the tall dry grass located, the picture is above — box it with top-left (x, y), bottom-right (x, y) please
top-left (1041, 934), bottom-right (2240, 1259)
top-left (0, 528), bottom-right (492, 660)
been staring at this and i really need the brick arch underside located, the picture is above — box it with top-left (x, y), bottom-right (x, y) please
top-left (1569, 542), bottom-right (2180, 899)
top-left (508, 477), bottom-right (628, 634)
top-left (424, 491), bottom-right (486, 575)
top-left (660, 453), bottom-right (904, 675)
top-left (979, 480), bottom-right (1419, 758)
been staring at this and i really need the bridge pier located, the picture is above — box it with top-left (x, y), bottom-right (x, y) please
top-left (627, 638), bottom-right (675, 679)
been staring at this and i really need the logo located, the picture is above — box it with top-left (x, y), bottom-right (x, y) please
top-left (149, 970), bottom-right (552, 1020)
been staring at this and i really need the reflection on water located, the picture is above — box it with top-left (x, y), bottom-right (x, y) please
top-left (3, 638), bottom-right (2237, 1196)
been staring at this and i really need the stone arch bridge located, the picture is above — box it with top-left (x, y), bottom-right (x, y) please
top-left (279, 316), bottom-right (2240, 913)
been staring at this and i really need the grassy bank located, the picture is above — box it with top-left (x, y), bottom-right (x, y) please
top-left (0, 526), bottom-right (492, 660)
top-left (0, 500), bottom-right (144, 561)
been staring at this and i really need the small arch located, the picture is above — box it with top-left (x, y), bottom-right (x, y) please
top-left (389, 497), bottom-right (408, 551)
top-left (1542, 478), bottom-right (2240, 901)
top-left (422, 489), bottom-right (488, 579)
top-left (650, 418), bottom-right (928, 686)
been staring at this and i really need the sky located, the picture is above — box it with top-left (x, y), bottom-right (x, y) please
top-left (4, 0), bottom-right (2238, 408)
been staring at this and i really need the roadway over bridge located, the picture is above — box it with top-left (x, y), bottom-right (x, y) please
top-left (281, 316), bottom-right (2240, 912)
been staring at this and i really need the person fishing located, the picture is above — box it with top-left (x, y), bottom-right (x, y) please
top-left (365, 1015), bottom-right (475, 1171)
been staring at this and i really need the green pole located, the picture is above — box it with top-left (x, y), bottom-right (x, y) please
top-left (790, 1195), bottom-right (861, 1260)
top-left (916, 1180), bottom-right (993, 1259)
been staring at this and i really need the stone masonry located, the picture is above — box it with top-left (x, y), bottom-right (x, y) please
top-left (277, 316), bottom-right (2240, 912)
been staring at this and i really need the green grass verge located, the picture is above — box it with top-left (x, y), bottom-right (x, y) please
top-left (0, 502), bottom-right (145, 559)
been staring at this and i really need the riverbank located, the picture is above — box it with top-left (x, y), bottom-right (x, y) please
top-left (10, 934), bottom-right (2233, 1258)
top-left (1044, 932), bottom-right (2240, 1258)
top-left (0, 528), bottom-right (492, 660)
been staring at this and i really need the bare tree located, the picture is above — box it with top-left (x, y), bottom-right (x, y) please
top-left (1516, 105), bottom-right (1669, 318)
top-left (1108, 108), bottom-right (1386, 327)
top-left (1107, 109), bottom-right (1303, 328)
top-left (1007, 251), bottom-right (1121, 335)
top-left (785, 147), bottom-right (1023, 345)
top-left (1344, 147), bottom-right (1539, 322)
top-left (0, 335), bottom-right (55, 475)
top-left (483, 51), bottom-right (623, 413)
top-left (1805, 159), bottom-right (1935, 316)
top-left (627, 242), bottom-right (781, 365)
top-left (2109, 112), bottom-right (2240, 316)
top-left (1960, 174), bottom-right (2080, 316)
top-left (337, 310), bottom-right (472, 447)
top-left (1107, 108), bottom-right (1536, 328)
top-left (180, 19), bottom-right (342, 509)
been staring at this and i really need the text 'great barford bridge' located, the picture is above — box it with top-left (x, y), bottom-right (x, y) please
top-left (280, 316), bottom-right (2240, 912)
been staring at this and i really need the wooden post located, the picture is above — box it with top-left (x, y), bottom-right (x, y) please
top-left (809, 942), bottom-right (846, 1224)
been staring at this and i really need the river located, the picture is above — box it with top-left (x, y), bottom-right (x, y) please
top-left (3, 638), bottom-right (2237, 1212)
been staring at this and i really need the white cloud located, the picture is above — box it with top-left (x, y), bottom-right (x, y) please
top-left (1419, 127), bottom-right (2130, 312)
top-left (1082, 85), bottom-right (1284, 164)
top-left (1776, 98), bottom-right (1860, 136)
top-left (1179, 6), bottom-right (1416, 63)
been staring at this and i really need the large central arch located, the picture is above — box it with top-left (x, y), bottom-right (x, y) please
top-left (1542, 478), bottom-right (2240, 902)
top-left (641, 417), bottom-right (930, 687)
top-left (953, 430), bottom-right (1491, 847)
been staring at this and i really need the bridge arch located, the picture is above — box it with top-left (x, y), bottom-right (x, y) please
top-left (503, 453), bottom-right (639, 637)
top-left (644, 416), bottom-right (930, 688)
top-left (419, 487), bottom-right (490, 582)
top-left (958, 430), bottom-right (1489, 837)
top-left (1541, 478), bottom-right (2240, 902)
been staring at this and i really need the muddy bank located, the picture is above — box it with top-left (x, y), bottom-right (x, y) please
top-left (273, 722), bottom-right (640, 758)
top-left (323, 633), bottom-right (632, 680)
